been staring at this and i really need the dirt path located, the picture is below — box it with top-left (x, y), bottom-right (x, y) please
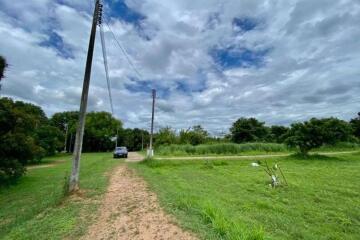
top-left (27, 160), bottom-right (66, 170)
top-left (82, 162), bottom-right (197, 239)
top-left (155, 150), bottom-right (359, 160)
top-left (125, 152), bottom-right (144, 162)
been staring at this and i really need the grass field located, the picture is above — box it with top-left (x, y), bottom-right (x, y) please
top-left (0, 153), bottom-right (121, 240)
top-left (131, 152), bottom-right (360, 240)
top-left (154, 142), bottom-right (360, 157)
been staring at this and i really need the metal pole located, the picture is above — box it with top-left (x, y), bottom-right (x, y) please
top-left (69, 0), bottom-right (100, 192)
top-left (148, 89), bottom-right (156, 157)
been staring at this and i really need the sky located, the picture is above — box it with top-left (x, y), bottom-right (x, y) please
top-left (0, 0), bottom-right (359, 135)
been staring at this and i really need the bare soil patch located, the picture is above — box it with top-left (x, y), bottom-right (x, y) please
top-left (82, 164), bottom-right (197, 240)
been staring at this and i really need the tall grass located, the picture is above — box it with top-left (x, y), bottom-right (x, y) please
top-left (156, 143), bottom-right (289, 156)
top-left (317, 142), bottom-right (360, 152)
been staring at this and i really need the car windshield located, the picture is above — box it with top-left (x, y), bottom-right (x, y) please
top-left (116, 147), bottom-right (126, 151)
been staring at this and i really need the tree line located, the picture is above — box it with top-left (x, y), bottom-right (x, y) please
top-left (0, 97), bottom-right (147, 185)
top-left (152, 116), bottom-right (360, 153)
top-left (1, 97), bottom-right (360, 185)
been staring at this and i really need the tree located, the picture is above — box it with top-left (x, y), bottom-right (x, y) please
top-left (350, 112), bottom-right (360, 139)
top-left (51, 111), bottom-right (123, 152)
top-left (0, 98), bottom-right (59, 184)
top-left (179, 125), bottom-right (209, 145)
top-left (230, 118), bottom-right (269, 143)
top-left (50, 111), bottom-right (79, 152)
top-left (269, 125), bottom-right (289, 143)
top-left (82, 112), bottom-right (122, 152)
top-left (118, 128), bottom-right (149, 151)
top-left (285, 118), bottom-right (353, 154)
top-left (155, 127), bottom-right (177, 146)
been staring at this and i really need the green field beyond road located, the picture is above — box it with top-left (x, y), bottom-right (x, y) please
top-left (131, 152), bottom-right (360, 240)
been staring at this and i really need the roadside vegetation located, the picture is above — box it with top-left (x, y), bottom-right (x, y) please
top-left (132, 152), bottom-right (360, 240)
top-left (0, 153), bottom-right (120, 240)
top-left (2, 95), bottom-right (360, 184)
top-left (155, 142), bottom-right (360, 156)
top-left (156, 143), bottom-right (289, 156)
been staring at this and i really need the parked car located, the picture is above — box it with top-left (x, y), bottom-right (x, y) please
top-left (113, 146), bottom-right (128, 158)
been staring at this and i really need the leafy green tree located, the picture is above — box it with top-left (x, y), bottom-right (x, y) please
top-left (50, 111), bottom-right (79, 152)
top-left (82, 112), bottom-right (122, 152)
top-left (155, 127), bottom-right (177, 146)
top-left (230, 118), bottom-right (269, 143)
top-left (269, 125), bottom-right (289, 143)
top-left (51, 111), bottom-right (123, 152)
top-left (118, 128), bottom-right (149, 151)
top-left (286, 118), bottom-right (353, 154)
top-left (350, 112), bottom-right (360, 139)
top-left (0, 97), bottom-right (61, 184)
top-left (34, 125), bottom-right (63, 156)
top-left (179, 125), bottom-right (209, 145)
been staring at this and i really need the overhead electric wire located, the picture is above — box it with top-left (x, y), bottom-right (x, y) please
top-left (104, 20), bottom-right (143, 79)
top-left (99, 23), bottom-right (114, 114)
top-left (98, 0), bottom-right (119, 147)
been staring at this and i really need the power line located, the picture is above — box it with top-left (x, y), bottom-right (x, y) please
top-left (100, 23), bottom-right (114, 114)
top-left (104, 20), bottom-right (143, 79)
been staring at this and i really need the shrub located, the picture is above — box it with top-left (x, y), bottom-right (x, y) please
top-left (285, 118), bottom-right (353, 154)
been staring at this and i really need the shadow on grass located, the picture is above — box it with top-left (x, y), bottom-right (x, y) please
top-left (288, 153), bottom-right (347, 162)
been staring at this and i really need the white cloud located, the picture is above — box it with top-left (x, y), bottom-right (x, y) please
top-left (1, 0), bottom-right (360, 135)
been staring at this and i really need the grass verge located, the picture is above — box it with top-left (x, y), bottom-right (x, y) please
top-left (0, 153), bottom-right (121, 240)
top-left (131, 152), bottom-right (360, 240)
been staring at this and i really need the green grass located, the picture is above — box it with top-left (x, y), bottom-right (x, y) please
top-left (154, 142), bottom-right (360, 157)
top-left (0, 153), bottom-right (121, 240)
top-left (131, 152), bottom-right (360, 240)
top-left (155, 143), bottom-right (289, 156)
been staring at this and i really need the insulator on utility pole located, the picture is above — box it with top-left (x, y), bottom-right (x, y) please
top-left (69, 0), bottom-right (100, 193)
top-left (147, 89), bottom-right (156, 157)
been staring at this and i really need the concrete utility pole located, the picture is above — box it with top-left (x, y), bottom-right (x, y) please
top-left (64, 123), bottom-right (69, 153)
top-left (141, 131), bottom-right (144, 151)
top-left (69, 0), bottom-right (101, 192)
top-left (147, 89), bottom-right (156, 157)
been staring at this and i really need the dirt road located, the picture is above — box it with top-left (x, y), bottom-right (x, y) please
top-left (82, 153), bottom-right (196, 240)
top-left (125, 152), bottom-right (144, 162)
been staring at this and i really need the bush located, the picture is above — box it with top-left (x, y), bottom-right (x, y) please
top-left (286, 118), bottom-right (353, 154)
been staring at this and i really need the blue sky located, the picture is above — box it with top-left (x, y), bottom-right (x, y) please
top-left (0, 0), bottom-right (360, 135)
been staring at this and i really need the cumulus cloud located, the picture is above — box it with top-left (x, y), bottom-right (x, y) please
top-left (0, 0), bottom-right (359, 135)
